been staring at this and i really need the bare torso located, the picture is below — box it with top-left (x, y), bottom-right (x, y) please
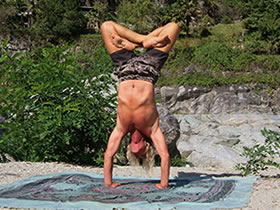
top-left (117, 80), bottom-right (158, 136)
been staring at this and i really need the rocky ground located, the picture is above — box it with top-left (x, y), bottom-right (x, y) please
top-left (0, 162), bottom-right (279, 210)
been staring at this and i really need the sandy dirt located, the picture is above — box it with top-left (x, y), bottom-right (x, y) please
top-left (0, 162), bottom-right (279, 210)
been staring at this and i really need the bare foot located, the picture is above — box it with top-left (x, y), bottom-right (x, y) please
top-left (143, 35), bottom-right (170, 49)
top-left (111, 34), bottom-right (137, 51)
top-left (155, 183), bottom-right (168, 189)
top-left (105, 182), bottom-right (121, 188)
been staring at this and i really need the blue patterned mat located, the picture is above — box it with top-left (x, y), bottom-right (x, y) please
top-left (0, 172), bottom-right (256, 210)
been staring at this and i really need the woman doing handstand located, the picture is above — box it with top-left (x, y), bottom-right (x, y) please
top-left (101, 21), bottom-right (179, 189)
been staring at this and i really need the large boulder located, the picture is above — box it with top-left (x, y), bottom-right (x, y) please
top-left (156, 85), bottom-right (280, 115)
top-left (176, 114), bottom-right (280, 169)
top-left (157, 103), bottom-right (180, 158)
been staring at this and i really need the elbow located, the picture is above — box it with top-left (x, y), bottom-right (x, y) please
top-left (161, 152), bottom-right (170, 162)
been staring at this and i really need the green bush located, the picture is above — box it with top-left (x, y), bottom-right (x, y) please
top-left (0, 41), bottom-right (117, 165)
top-left (192, 43), bottom-right (255, 72)
top-left (236, 128), bottom-right (280, 176)
top-left (170, 155), bottom-right (188, 167)
top-left (0, 0), bottom-right (25, 34)
top-left (221, 16), bottom-right (233, 24)
top-left (215, 0), bottom-right (244, 24)
top-left (164, 42), bottom-right (195, 72)
top-left (161, 0), bottom-right (201, 36)
top-left (116, 0), bottom-right (161, 34)
top-left (243, 0), bottom-right (280, 54)
top-left (31, 0), bottom-right (87, 43)
top-left (84, 0), bottom-right (112, 33)
top-left (255, 55), bottom-right (280, 72)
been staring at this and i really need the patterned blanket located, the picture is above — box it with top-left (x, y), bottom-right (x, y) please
top-left (0, 172), bottom-right (256, 209)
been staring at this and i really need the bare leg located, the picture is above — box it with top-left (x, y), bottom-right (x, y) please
top-left (104, 117), bottom-right (128, 187)
top-left (143, 22), bottom-right (180, 52)
top-left (101, 21), bottom-right (179, 53)
top-left (101, 21), bottom-right (146, 54)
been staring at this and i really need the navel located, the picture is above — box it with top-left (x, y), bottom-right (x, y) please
top-left (132, 84), bottom-right (135, 88)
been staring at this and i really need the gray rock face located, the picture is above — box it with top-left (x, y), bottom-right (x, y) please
top-left (154, 85), bottom-right (280, 169)
top-left (176, 114), bottom-right (280, 169)
top-left (157, 104), bottom-right (180, 157)
top-left (156, 85), bottom-right (280, 115)
top-left (0, 36), bottom-right (31, 56)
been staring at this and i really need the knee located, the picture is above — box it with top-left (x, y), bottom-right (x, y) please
top-left (167, 22), bottom-right (180, 32)
top-left (101, 21), bottom-right (115, 32)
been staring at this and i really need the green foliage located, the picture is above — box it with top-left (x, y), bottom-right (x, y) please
top-left (156, 20), bottom-right (280, 88)
top-left (192, 43), bottom-right (255, 72)
top-left (255, 55), bottom-right (280, 72)
top-left (158, 69), bottom-right (280, 88)
top-left (164, 41), bottom-right (195, 71)
top-left (221, 16), bottom-right (232, 24)
top-left (116, 0), bottom-right (161, 33)
top-left (243, 0), bottom-right (280, 54)
top-left (0, 0), bottom-right (25, 34)
top-left (209, 21), bottom-right (245, 45)
top-left (84, 0), bottom-right (114, 32)
top-left (162, 0), bottom-right (201, 36)
top-left (0, 41), bottom-right (117, 165)
top-left (155, 154), bottom-right (188, 167)
top-left (214, 0), bottom-right (244, 23)
top-left (170, 155), bottom-right (188, 167)
top-left (236, 128), bottom-right (280, 176)
top-left (31, 0), bottom-right (87, 43)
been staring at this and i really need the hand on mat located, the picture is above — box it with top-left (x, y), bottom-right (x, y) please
top-left (105, 182), bottom-right (121, 188)
top-left (155, 183), bottom-right (168, 189)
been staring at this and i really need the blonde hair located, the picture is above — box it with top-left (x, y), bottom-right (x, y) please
top-left (126, 140), bottom-right (155, 172)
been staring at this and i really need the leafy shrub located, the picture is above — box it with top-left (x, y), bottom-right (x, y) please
top-left (170, 155), bottom-right (188, 167)
top-left (164, 42), bottom-right (195, 72)
top-left (0, 41), bottom-right (117, 165)
top-left (255, 55), bottom-right (280, 72)
top-left (84, 0), bottom-right (111, 32)
top-left (244, 36), bottom-right (269, 54)
top-left (243, 0), bottom-right (280, 54)
top-left (221, 16), bottom-right (233, 24)
top-left (161, 0), bottom-right (201, 36)
top-left (192, 43), bottom-right (255, 72)
top-left (215, 0), bottom-right (244, 23)
top-left (116, 0), bottom-right (161, 33)
top-left (0, 0), bottom-right (26, 35)
top-left (236, 128), bottom-right (280, 176)
top-left (31, 0), bottom-right (87, 43)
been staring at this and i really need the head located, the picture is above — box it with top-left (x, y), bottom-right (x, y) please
top-left (129, 129), bottom-right (146, 158)
top-left (126, 129), bottom-right (155, 171)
